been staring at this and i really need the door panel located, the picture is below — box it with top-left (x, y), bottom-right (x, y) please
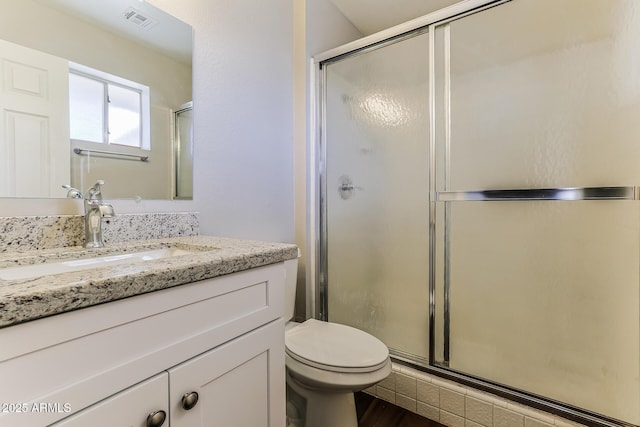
top-left (324, 32), bottom-right (431, 362)
top-left (0, 39), bottom-right (69, 197)
top-left (433, 0), bottom-right (640, 423)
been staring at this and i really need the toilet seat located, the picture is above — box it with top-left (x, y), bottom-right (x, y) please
top-left (285, 319), bottom-right (389, 373)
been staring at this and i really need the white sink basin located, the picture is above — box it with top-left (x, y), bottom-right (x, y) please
top-left (0, 247), bottom-right (195, 281)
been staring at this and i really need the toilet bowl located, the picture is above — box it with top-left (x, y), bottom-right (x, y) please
top-left (284, 258), bottom-right (391, 427)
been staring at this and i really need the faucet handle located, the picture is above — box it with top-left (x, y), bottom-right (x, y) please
top-left (99, 204), bottom-right (115, 218)
top-left (85, 180), bottom-right (106, 200)
top-left (62, 184), bottom-right (82, 199)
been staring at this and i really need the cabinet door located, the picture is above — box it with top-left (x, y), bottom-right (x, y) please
top-left (169, 320), bottom-right (285, 427)
top-left (51, 372), bottom-right (168, 427)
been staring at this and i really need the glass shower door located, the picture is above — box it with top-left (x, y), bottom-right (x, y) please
top-left (322, 31), bottom-right (431, 362)
top-left (432, 0), bottom-right (640, 424)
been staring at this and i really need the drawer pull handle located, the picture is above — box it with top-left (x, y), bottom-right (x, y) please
top-left (146, 410), bottom-right (167, 427)
top-left (181, 391), bottom-right (199, 410)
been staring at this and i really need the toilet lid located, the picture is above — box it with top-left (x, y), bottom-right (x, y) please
top-left (285, 319), bottom-right (389, 371)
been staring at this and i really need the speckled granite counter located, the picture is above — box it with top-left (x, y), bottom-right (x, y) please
top-left (0, 236), bottom-right (298, 328)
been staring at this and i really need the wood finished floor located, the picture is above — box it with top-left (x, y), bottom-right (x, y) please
top-left (355, 392), bottom-right (445, 427)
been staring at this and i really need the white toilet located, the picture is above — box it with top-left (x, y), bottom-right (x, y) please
top-left (283, 258), bottom-right (391, 427)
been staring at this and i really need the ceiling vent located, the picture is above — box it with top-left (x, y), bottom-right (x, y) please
top-left (123, 6), bottom-right (157, 29)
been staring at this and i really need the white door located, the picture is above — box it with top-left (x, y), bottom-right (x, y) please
top-left (169, 320), bottom-right (286, 427)
top-left (0, 39), bottom-right (70, 197)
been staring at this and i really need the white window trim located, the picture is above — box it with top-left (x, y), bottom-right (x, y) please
top-left (69, 61), bottom-right (151, 151)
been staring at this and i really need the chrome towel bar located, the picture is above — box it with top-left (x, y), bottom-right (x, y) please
top-left (73, 147), bottom-right (149, 162)
top-left (436, 186), bottom-right (637, 201)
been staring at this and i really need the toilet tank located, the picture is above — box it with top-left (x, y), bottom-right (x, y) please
top-left (284, 257), bottom-right (299, 322)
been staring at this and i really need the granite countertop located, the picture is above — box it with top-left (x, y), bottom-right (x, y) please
top-left (0, 236), bottom-right (298, 328)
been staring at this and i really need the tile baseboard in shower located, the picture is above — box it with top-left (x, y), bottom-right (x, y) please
top-left (364, 362), bottom-right (588, 427)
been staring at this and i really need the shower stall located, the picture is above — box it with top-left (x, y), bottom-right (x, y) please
top-left (314, 0), bottom-right (640, 425)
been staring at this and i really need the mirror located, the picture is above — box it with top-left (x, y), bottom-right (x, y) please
top-left (0, 0), bottom-right (193, 200)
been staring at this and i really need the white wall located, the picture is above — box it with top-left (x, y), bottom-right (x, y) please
top-left (144, 0), bottom-right (296, 242)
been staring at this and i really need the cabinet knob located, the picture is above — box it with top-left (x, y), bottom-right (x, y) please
top-left (146, 410), bottom-right (166, 427)
top-left (181, 391), bottom-right (199, 410)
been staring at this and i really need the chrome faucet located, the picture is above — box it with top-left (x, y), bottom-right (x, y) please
top-left (62, 184), bottom-right (82, 199)
top-left (82, 180), bottom-right (115, 248)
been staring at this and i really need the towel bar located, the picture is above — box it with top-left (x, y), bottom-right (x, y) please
top-left (73, 147), bottom-right (149, 162)
top-left (435, 186), bottom-right (636, 201)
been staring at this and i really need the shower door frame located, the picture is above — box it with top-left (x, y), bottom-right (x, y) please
top-left (310, 1), bottom-right (636, 426)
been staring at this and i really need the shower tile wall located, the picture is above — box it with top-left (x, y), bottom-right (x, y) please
top-left (365, 363), bottom-right (587, 427)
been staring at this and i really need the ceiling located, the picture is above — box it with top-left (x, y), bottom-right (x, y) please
top-left (328, 0), bottom-right (463, 35)
top-left (34, 0), bottom-right (459, 60)
top-left (36, 0), bottom-right (192, 64)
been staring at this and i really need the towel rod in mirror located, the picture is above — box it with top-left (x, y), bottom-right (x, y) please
top-left (73, 148), bottom-right (149, 162)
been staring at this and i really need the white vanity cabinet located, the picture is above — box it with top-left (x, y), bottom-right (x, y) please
top-left (0, 263), bottom-right (286, 427)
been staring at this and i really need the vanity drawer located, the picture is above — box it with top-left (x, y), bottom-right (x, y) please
top-left (50, 373), bottom-right (169, 427)
top-left (0, 263), bottom-right (285, 427)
